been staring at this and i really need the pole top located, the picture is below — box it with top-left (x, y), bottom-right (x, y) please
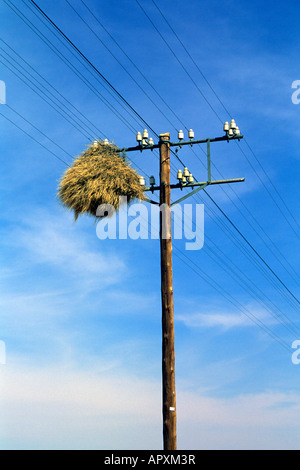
top-left (159, 133), bottom-right (170, 141)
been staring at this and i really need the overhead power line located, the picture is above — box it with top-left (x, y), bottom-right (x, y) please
top-left (0, 110), bottom-right (70, 166)
top-left (78, 0), bottom-right (188, 132)
top-left (64, 0), bottom-right (180, 134)
top-left (3, 0), bottom-right (298, 316)
top-left (203, 189), bottom-right (300, 308)
top-left (74, 0), bottom-right (300, 284)
top-left (140, 0), bottom-right (300, 241)
top-left (0, 38), bottom-right (109, 141)
top-left (172, 245), bottom-right (292, 353)
top-left (0, 53), bottom-right (95, 142)
top-left (4, 0), bottom-right (142, 134)
top-left (3, 96), bottom-right (298, 332)
top-left (24, 0), bottom-right (159, 140)
top-left (189, 145), bottom-right (300, 284)
top-left (69, 0), bottom-right (300, 284)
top-left (193, 191), bottom-right (300, 313)
top-left (2, 2), bottom-right (298, 449)
top-left (135, 0), bottom-right (224, 125)
top-left (34, 0), bottom-right (298, 286)
top-left (0, 43), bottom-right (107, 141)
top-left (0, 107), bottom-right (295, 354)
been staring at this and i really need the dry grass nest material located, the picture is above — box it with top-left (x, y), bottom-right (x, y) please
top-left (57, 141), bottom-right (145, 220)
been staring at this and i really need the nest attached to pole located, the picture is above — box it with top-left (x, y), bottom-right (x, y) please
top-left (57, 141), bottom-right (146, 220)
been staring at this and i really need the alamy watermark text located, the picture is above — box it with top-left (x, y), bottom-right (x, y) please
top-left (291, 80), bottom-right (300, 104)
top-left (96, 196), bottom-right (204, 251)
top-left (0, 80), bottom-right (6, 104)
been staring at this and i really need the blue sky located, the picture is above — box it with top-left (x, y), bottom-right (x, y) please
top-left (0, 0), bottom-right (300, 450)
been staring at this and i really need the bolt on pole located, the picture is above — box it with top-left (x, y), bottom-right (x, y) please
top-left (159, 133), bottom-right (177, 450)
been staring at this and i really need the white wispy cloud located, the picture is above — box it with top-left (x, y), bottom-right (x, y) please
top-left (19, 210), bottom-right (125, 280)
top-left (175, 306), bottom-right (277, 330)
top-left (176, 312), bottom-right (253, 329)
top-left (3, 206), bottom-right (127, 290)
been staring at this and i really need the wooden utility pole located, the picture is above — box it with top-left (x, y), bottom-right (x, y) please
top-left (159, 133), bottom-right (177, 450)
top-left (117, 122), bottom-right (244, 451)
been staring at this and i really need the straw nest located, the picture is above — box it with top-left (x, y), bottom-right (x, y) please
top-left (57, 141), bottom-right (145, 220)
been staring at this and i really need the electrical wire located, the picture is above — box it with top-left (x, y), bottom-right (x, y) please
top-left (23, 0), bottom-right (191, 172)
top-left (132, 209), bottom-right (294, 352)
top-left (64, 0), bottom-right (180, 134)
top-left (0, 108), bottom-right (295, 350)
top-left (4, 0), bottom-right (299, 312)
top-left (65, 0), bottom-right (299, 283)
top-left (0, 53), bottom-right (96, 142)
top-left (0, 45), bottom-right (109, 142)
top-left (1, 99), bottom-right (294, 327)
top-left (25, 0), bottom-right (159, 139)
top-left (146, 0), bottom-right (300, 240)
top-left (135, 0), bottom-right (224, 124)
top-left (0, 105), bottom-right (150, 181)
top-left (193, 193), bottom-right (300, 312)
top-left (79, 0), bottom-right (188, 132)
top-left (0, 38), bottom-right (109, 141)
top-left (203, 189), bottom-right (300, 307)
top-left (3, 0), bottom-right (141, 135)
top-left (0, 110), bottom-right (70, 166)
top-left (186, 144), bottom-right (300, 284)
top-left (171, 245), bottom-right (292, 353)
top-left (169, 203), bottom-right (300, 335)
top-left (133, 0), bottom-right (300, 299)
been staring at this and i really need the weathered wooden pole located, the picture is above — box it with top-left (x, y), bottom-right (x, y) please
top-left (159, 133), bottom-right (177, 450)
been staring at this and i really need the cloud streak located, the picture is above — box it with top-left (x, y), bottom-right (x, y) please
top-left (176, 306), bottom-right (277, 330)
